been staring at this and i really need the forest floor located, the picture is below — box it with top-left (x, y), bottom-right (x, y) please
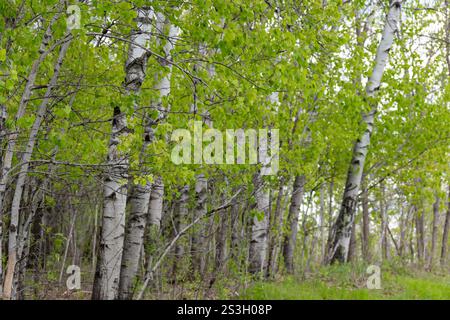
top-left (25, 262), bottom-right (449, 300)
top-left (240, 264), bottom-right (450, 300)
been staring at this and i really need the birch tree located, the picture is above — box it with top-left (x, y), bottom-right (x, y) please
top-left (92, 7), bottom-right (153, 300)
top-left (2, 32), bottom-right (73, 300)
top-left (118, 12), bottom-right (180, 300)
top-left (328, 0), bottom-right (402, 264)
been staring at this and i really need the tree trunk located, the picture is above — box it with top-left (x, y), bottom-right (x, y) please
top-left (0, 8), bottom-right (64, 298)
top-left (347, 216), bottom-right (357, 262)
top-left (249, 173), bottom-right (269, 275)
top-left (3, 33), bottom-right (72, 299)
top-left (172, 185), bottom-right (189, 280)
top-left (319, 183), bottom-right (326, 264)
top-left (415, 207), bottom-right (425, 266)
top-left (139, 177), bottom-right (165, 295)
top-left (191, 174), bottom-right (208, 275)
top-left (117, 182), bottom-right (151, 300)
top-left (427, 195), bottom-right (440, 270)
top-left (283, 175), bottom-right (306, 274)
top-left (230, 191), bottom-right (241, 263)
top-left (361, 183), bottom-right (370, 262)
top-left (267, 182), bottom-right (284, 276)
top-left (0, 5), bottom-right (63, 220)
top-left (119, 16), bottom-right (180, 296)
top-left (398, 202), bottom-right (407, 257)
top-left (328, 0), bottom-right (402, 264)
top-left (93, 8), bottom-right (153, 300)
top-left (380, 183), bottom-right (389, 262)
top-left (215, 200), bottom-right (229, 274)
top-left (441, 185), bottom-right (450, 266)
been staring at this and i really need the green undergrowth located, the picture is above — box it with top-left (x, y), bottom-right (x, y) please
top-left (240, 263), bottom-right (450, 300)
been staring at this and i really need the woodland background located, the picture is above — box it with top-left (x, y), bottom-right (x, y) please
top-left (0, 0), bottom-right (449, 300)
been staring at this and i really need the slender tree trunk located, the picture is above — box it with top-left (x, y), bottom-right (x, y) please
top-left (415, 207), bottom-right (425, 266)
top-left (93, 8), bottom-right (153, 300)
top-left (92, 205), bottom-right (98, 273)
top-left (249, 173), bottom-right (269, 275)
top-left (267, 182), bottom-right (284, 276)
top-left (138, 178), bottom-right (165, 296)
top-left (118, 183), bottom-right (151, 299)
top-left (0, 6), bottom-right (63, 220)
top-left (347, 217), bottom-right (357, 262)
top-left (328, 0), bottom-right (402, 264)
top-left (171, 185), bottom-right (189, 281)
top-left (119, 17), bottom-right (180, 297)
top-left (215, 199), bottom-right (229, 274)
top-left (59, 206), bottom-right (77, 284)
top-left (441, 185), bottom-right (450, 266)
top-left (380, 183), bottom-right (389, 262)
top-left (427, 195), bottom-right (440, 270)
top-left (191, 174), bottom-right (207, 275)
top-left (325, 178), bottom-right (334, 262)
top-left (230, 190), bottom-right (241, 263)
top-left (0, 8), bottom-right (64, 298)
top-left (3, 33), bottom-right (72, 299)
top-left (361, 183), bottom-right (370, 262)
top-left (441, 0), bottom-right (450, 267)
top-left (319, 183), bottom-right (326, 264)
top-left (283, 175), bottom-right (306, 274)
top-left (145, 176), bottom-right (165, 263)
top-left (398, 202), bottom-right (407, 257)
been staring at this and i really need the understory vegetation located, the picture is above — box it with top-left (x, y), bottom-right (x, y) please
top-left (241, 264), bottom-right (450, 300)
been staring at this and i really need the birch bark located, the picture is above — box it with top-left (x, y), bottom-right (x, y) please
top-left (0, 3), bottom-right (64, 215)
top-left (2, 32), bottom-right (72, 299)
top-left (118, 13), bottom-right (180, 300)
top-left (93, 7), bottom-right (153, 300)
top-left (249, 173), bottom-right (269, 274)
top-left (282, 175), bottom-right (306, 273)
top-left (328, 0), bottom-right (402, 264)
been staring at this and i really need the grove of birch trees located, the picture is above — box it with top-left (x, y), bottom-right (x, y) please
top-left (0, 0), bottom-right (449, 299)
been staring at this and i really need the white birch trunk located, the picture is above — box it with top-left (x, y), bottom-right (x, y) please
top-left (93, 7), bottom-right (153, 300)
top-left (328, 0), bottom-right (402, 264)
top-left (249, 173), bottom-right (269, 274)
top-left (148, 177), bottom-right (165, 229)
top-left (248, 86), bottom-right (279, 274)
top-left (3, 34), bottom-right (72, 299)
top-left (441, 185), bottom-right (450, 266)
top-left (118, 13), bottom-right (179, 299)
top-left (282, 175), bottom-right (306, 273)
top-left (0, 5), bottom-right (63, 238)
